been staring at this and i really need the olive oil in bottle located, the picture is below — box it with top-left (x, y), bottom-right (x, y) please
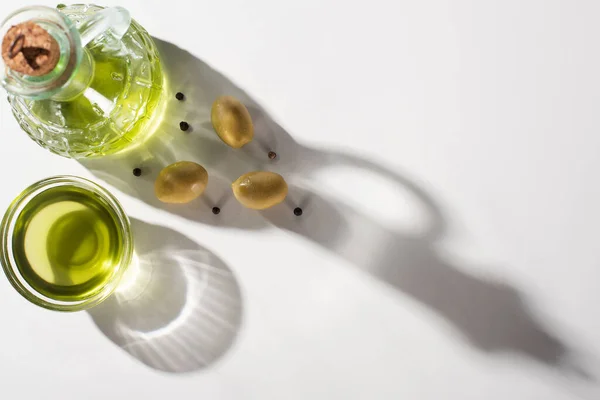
top-left (0, 5), bottom-right (165, 158)
top-left (11, 185), bottom-right (127, 301)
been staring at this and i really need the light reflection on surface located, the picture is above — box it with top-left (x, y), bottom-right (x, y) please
top-left (115, 253), bottom-right (149, 299)
top-left (88, 219), bottom-right (243, 373)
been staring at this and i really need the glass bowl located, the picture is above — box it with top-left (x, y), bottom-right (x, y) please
top-left (0, 176), bottom-right (132, 311)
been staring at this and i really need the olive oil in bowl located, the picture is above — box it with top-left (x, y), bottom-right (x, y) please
top-left (1, 177), bottom-right (132, 311)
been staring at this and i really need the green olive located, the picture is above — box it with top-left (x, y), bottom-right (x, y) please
top-left (155, 161), bottom-right (208, 204)
top-left (232, 171), bottom-right (288, 210)
top-left (211, 96), bottom-right (254, 148)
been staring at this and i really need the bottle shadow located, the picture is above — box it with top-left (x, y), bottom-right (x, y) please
top-left (262, 154), bottom-right (582, 373)
top-left (88, 218), bottom-right (243, 373)
top-left (82, 38), bottom-right (592, 378)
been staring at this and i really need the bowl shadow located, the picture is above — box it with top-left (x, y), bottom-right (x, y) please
top-left (88, 218), bottom-right (243, 373)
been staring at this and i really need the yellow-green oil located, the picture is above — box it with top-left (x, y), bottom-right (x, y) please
top-left (11, 186), bottom-right (126, 301)
top-left (19, 16), bottom-right (165, 158)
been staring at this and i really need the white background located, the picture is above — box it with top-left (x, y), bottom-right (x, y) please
top-left (1, 0), bottom-right (600, 399)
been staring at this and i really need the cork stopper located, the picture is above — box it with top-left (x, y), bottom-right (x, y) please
top-left (2, 22), bottom-right (60, 76)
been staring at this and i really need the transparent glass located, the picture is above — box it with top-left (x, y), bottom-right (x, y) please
top-left (0, 4), bottom-right (165, 158)
top-left (0, 176), bottom-right (133, 311)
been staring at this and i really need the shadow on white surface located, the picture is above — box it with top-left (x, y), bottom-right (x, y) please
top-left (88, 219), bottom-right (243, 373)
top-left (81, 38), bottom-right (592, 379)
top-left (263, 153), bottom-right (588, 373)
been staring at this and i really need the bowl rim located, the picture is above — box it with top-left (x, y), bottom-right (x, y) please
top-left (0, 175), bottom-right (132, 312)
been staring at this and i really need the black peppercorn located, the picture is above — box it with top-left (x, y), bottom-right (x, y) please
top-left (268, 151), bottom-right (277, 160)
top-left (133, 168), bottom-right (142, 177)
top-left (212, 207), bottom-right (221, 215)
top-left (179, 121), bottom-right (190, 131)
top-left (175, 92), bottom-right (185, 101)
top-left (294, 207), bottom-right (303, 216)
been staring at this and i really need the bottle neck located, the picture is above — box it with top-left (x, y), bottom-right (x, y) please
top-left (0, 6), bottom-right (84, 100)
top-left (51, 48), bottom-right (93, 101)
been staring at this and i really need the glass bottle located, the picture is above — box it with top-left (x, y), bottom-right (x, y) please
top-left (0, 4), bottom-right (165, 158)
